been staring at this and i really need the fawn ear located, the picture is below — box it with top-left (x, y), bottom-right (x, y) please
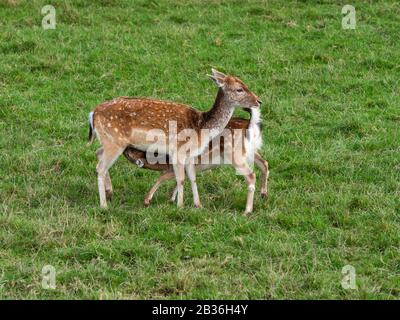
top-left (208, 75), bottom-right (225, 88)
top-left (211, 68), bottom-right (226, 79)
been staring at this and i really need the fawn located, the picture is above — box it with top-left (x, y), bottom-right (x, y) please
top-left (88, 69), bottom-right (261, 209)
top-left (123, 107), bottom-right (269, 214)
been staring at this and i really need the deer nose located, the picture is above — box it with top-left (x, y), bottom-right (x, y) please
top-left (257, 99), bottom-right (262, 105)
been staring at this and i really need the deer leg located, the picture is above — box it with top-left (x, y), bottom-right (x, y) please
top-left (254, 152), bottom-right (269, 199)
top-left (104, 173), bottom-right (113, 201)
top-left (96, 145), bottom-right (123, 208)
top-left (144, 171), bottom-right (175, 206)
top-left (172, 163), bottom-right (185, 207)
top-left (185, 163), bottom-right (202, 208)
top-left (170, 184), bottom-right (178, 202)
top-left (96, 148), bottom-right (113, 201)
top-left (235, 163), bottom-right (256, 215)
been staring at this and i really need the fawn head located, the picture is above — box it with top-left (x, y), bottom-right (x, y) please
top-left (209, 68), bottom-right (261, 109)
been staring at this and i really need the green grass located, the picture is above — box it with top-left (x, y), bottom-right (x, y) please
top-left (0, 0), bottom-right (399, 299)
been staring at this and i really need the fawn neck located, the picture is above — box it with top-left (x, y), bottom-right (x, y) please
top-left (202, 88), bottom-right (234, 139)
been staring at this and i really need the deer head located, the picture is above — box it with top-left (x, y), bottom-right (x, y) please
top-left (208, 68), bottom-right (262, 109)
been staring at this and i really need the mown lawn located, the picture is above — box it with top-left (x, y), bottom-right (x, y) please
top-left (0, 0), bottom-right (399, 299)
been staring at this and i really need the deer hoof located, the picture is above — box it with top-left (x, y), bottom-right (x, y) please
top-left (261, 192), bottom-right (268, 199)
top-left (194, 203), bottom-right (203, 209)
top-left (243, 210), bottom-right (252, 216)
top-left (105, 190), bottom-right (113, 201)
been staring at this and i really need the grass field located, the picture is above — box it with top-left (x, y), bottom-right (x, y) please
top-left (0, 0), bottom-right (399, 299)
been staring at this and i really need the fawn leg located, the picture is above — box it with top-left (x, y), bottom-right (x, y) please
top-left (235, 163), bottom-right (256, 215)
top-left (254, 152), bottom-right (269, 198)
top-left (144, 171), bottom-right (175, 206)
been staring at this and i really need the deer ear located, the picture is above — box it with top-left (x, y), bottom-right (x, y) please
top-left (211, 68), bottom-right (226, 78)
top-left (208, 75), bottom-right (225, 88)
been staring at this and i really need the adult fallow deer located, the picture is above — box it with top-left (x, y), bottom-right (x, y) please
top-left (88, 69), bottom-right (261, 209)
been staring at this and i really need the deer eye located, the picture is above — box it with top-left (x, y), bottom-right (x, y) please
top-left (236, 88), bottom-right (244, 93)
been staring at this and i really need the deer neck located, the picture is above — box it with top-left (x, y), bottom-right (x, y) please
top-left (202, 88), bottom-right (234, 140)
top-left (249, 107), bottom-right (261, 128)
top-left (246, 106), bottom-right (263, 154)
